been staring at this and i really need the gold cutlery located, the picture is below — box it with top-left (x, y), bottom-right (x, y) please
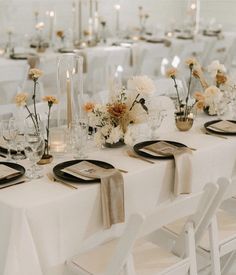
top-left (0, 180), bottom-right (26, 190)
top-left (203, 129), bottom-right (228, 139)
top-left (127, 150), bottom-right (155, 164)
top-left (117, 169), bottom-right (128, 173)
top-left (47, 172), bottom-right (78, 190)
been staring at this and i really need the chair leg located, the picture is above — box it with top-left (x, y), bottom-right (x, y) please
top-left (221, 251), bottom-right (236, 275)
top-left (209, 216), bottom-right (221, 275)
top-left (186, 222), bottom-right (198, 275)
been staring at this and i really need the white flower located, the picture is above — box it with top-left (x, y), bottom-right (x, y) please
top-left (101, 124), bottom-right (112, 137)
top-left (204, 86), bottom-right (223, 114)
top-left (127, 75), bottom-right (155, 96)
top-left (207, 60), bottom-right (226, 77)
top-left (106, 126), bottom-right (123, 144)
top-left (94, 131), bottom-right (105, 148)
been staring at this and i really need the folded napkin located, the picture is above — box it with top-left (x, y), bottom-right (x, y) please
top-left (208, 120), bottom-right (236, 133)
top-left (0, 164), bottom-right (21, 180)
top-left (64, 161), bottom-right (124, 229)
top-left (143, 142), bottom-right (192, 196)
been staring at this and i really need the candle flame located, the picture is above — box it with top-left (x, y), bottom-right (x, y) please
top-left (49, 11), bottom-right (55, 17)
top-left (191, 3), bottom-right (196, 10)
top-left (66, 70), bottom-right (70, 79)
top-left (114, 4), bottom-right (121, 10)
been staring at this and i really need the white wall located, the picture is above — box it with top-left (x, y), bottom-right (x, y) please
top-left (0, 0), bottom-right (236, 45)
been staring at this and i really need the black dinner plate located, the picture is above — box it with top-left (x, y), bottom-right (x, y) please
top-left (0, 162), bottom-right (25, 184)
top-left (53, 159), bottom-right (114, 183)
top-left (204, 120), bottom-right (236, 135)
top-left (176, 35), bottom-right (193, 40)
top-left (133, 140), bottom-right (187, 160)
top-left (10, 53), bottom-right (36, 60)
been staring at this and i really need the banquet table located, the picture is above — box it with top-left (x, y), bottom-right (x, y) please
top-left (1, 114), bottom-right (236, 275)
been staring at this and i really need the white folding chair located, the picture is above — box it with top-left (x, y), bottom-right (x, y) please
top-left (0, 62), bottom-right (29, 104)
top-left (198, 178), bottom-right (236, 275)
top-left (65, 182), bottom-right (219, 275)
top-left (155, 177), bottom-right (232, 275)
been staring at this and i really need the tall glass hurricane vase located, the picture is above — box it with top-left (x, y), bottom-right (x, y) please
top-left (57, 53), bottom-right (84, 128)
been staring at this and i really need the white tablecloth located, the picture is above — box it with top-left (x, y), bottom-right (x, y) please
top-left (1, 115), bottom-right (236, 275)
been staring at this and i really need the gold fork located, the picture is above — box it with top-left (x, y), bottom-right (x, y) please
top-left (127, 150), bottom-right (155, 164)
top-left (47, 172), bottom-right (78, 190)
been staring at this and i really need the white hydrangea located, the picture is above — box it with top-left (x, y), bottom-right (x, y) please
top-left (94, 131), bottom-right (105, 148)
top-left (207, 60), bottom-right (226, 77)
top-left (105, 126), bottom-right (123, 144)
top-left (127, 75), bottom-right (155, 96)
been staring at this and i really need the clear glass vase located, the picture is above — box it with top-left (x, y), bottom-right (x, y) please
top-left (57, 53), bottom-right (84, 128)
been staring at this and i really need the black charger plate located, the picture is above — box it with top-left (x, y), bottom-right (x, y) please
top-left (53, 159), bottom-right (114, 183)
top-left (0, 162), bottom-right (25, 184)
top-left (204, 120), bottom-right (236, 136)
top-left (133, 140), bottom-right (187, 160)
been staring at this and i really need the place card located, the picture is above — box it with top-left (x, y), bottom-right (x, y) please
top-left (208, 120), bottom-right (236, 133)
top-left (62, 161), bottom-right (110, 181)
top-left (0, 164), bottom-right (21, 180)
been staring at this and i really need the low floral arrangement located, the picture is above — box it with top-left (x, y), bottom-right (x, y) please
top-left (166, 58), bottom-right (234, 117)
top-left (84, 76), bottom-right (155, 147)
top-left (192, 60), bottom-right (232, 115)
top-left (15, 68), bottom-right (58, 158)
top-left (166, 57), bottom-right (197, 117)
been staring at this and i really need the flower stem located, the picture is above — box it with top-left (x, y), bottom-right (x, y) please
top-left (173, 78), bottom-right (181, 112)
top-left (25, 105), bottom-right (38, 132)
top-left (46, 106), bottom-right (51, 155)
top-left (185, 66), bottom-right (193, 116)
top-left (129, 93), bottom-right (140, 111)
top-left (33, 80), bottom-right (39, 128)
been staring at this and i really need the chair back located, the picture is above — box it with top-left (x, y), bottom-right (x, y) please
top-left (105, 182), bottom-right (219, 275)
top-left (173, 178), bottom-right (230, 257)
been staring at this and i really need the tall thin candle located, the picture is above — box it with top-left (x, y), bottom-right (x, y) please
top-left (78, 0), bottom-right (82, 41)
top-left (66, 70), bottom-right (73, 128)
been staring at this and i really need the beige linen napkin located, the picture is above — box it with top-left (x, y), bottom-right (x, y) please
top-left (143, 141), bottom-right (192, 196)
top-left (64, 161), bottom-right (124, 229)
top-left (208, 120), bottom-right (236, 133)
top-left (0, 164), bottom-right (21, 180)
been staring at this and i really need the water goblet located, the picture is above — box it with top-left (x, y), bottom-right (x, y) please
top-left (148, 110), bottom-right (166, 140)
top-left (71, 118), bottom-right (88, 159)
top-left (12, 132), bottom-right (25, 161)
top-left (24, 119), bottom-right (45, 179)
top-left (1, 118), bottom-right (18, 161)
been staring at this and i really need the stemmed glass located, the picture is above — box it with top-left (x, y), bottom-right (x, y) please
top-left (148, 110), bottom-right (166, 140)
top-left (1, 118), bottom-right (18, 161)
top-left (12, 132), bottom-right (25, 161)
top-left (24, 119), bottom-right (45, 179)
top-left (71, 118), bottom-right (88, 159)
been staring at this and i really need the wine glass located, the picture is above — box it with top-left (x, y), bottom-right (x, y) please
top-left (71, 118), bottom-right (88, 159)
top-left (12, 132), bottom-right (25, 161)
top-left (148, 110), bottom-right (166, 140)
top-left (24, 119), bottom-right (45, 179)
top-left (1, 118), bottom-right (18, 161)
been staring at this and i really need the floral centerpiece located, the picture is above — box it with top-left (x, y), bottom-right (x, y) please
top-left (166, 57), bottom-right (198, 131)
top-left (15, 68), bottom-right (58, 163)
top-left (84, 76), bottom-right (155, 147)
top-left (193, 60), bottom-right (230, 115)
